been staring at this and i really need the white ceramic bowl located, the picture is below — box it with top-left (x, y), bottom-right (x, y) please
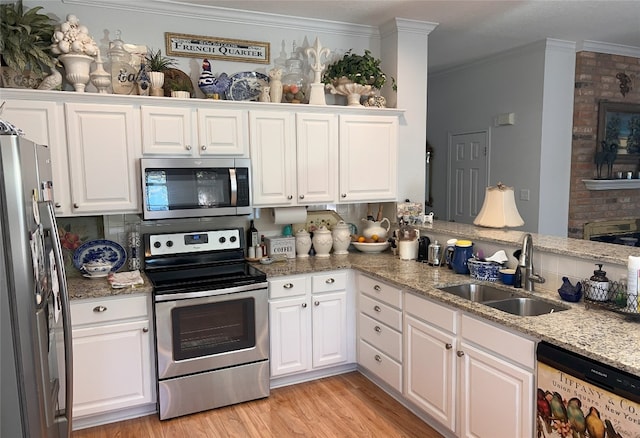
top-left (82, 261), bottom-right (112, 275)
top-left (352, 241), bottom-right (390, 253)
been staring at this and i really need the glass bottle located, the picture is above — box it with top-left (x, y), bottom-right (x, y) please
top-left (247, 220), bottom-right (259, 249)
top-left (281, 43), bottom-right (308, 104)
top-left (108, 30), bottom-right (137, 95)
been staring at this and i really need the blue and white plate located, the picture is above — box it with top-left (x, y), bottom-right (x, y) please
top-left (227, 71), bottom-right (269, 101)
top-left (73, 239), bottom-right (126, 272)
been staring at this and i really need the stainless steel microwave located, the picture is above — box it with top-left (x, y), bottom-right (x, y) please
top-left (140, 158), bottom-right (252, 220)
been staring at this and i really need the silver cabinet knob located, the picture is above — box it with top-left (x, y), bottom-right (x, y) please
top-left (185, 145), bottom-right (192, 150)
top-left (73, 203), bottom-right (79, 209)
top-left (314, 301), bottom-right (320, 306)
top-left (301, 302), bottom-right (307, 308)
top-left (457, 350), bottom-right (465, 357)
top-left (287, 195), bottom-right (293, 200)
top-left (374, 305), bottom-right (381, 312)
top-left (283, 283), bottom-right (293, 289)
top-left (373, 285), bottom-right (381, 291)
top-left (325, 278), bottom-right (335, 284)
top-left (299, 194), bottom-right (305, 199)
top-left (374, 355), bottom-right (382, 362)
top-left (445, 343), bottom-right (453, 350)
top-left (93, 305), bottom-right (107, 313)
top-left (341, 193), bottom-right (347, 198)
top-left (142, 327), bottom-right (149, 333)
top-left (201, 145), bottom-right (207, 151)
top-left (374, 326), bottom-right (382, 333)
top-left (55, 202), bottom-right (61, 208)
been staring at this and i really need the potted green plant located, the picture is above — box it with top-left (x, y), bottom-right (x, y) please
top-left (322, 49), bottom-right (396, 106)
top-left (145, 48), bottom-right (176, 96)
top-left (0, 1), bottom-right (56, 88)
top-left (168, 77), bottom-right (193, 98)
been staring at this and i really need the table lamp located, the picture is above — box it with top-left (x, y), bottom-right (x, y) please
top-left (473, 182), bottom-right (524, 228)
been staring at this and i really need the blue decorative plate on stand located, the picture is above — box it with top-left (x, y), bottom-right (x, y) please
top-left (227, 71), bottom-right (269, 101)
top-left (73, 239), bottom-right (127, 272)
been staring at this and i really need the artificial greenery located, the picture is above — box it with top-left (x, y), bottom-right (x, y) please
top-left (145, 48), bottom-right (177, 72)
top-left (0, 1), bottom-right (56, 75)
top-left (322, 49), bottom-right (396, 91)
top-left (168, 77), bottom-right (193, 92)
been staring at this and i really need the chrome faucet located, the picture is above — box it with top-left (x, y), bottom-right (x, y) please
top-left (519, 233), bottom-right (545, 291)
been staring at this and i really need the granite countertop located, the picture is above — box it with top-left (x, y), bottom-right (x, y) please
top-left (66, 273), bottom-right (153, 300)
top-left (256, 252), bottom-right (640, 377)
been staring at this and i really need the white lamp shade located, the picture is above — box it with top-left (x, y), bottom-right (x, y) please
top-left (473, 183), bottom-right (524, 228)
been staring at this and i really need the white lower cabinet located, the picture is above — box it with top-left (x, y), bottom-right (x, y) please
top-left (404, 292), bottom-right (535, 438)
top-left (70, 294), bottom-right (155, 428)
top-left (356, 273), bottom-right (403, 392)
top-left (269, 271), bottom-right (354, 381)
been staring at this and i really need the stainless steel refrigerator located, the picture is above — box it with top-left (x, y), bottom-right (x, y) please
top-left (0, 135), bottom-right (73, 437)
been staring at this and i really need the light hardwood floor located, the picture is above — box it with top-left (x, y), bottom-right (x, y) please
top-left (72, 372), bottom-right (444, 438)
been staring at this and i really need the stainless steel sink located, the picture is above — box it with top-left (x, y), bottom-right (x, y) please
top-left (484, 297), bottom-right (568, 316)
top-left (438, 284), bottom-right (516, 302)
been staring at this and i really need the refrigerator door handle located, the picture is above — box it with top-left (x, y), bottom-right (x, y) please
top-left (39, 201), bottom-right (73, 436)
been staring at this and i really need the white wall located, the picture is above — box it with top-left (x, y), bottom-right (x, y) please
top-left (427, 39), bottom-right (575, 236)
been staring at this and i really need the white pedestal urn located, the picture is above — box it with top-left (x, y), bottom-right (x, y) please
top-left (149, 71), bottom-right (165, 97)
top-left (59, 53), bottom-right (94, 92)
top-left (331, 221), bottom-right (352, 255)
top-left (312, 226), bottom-right (333, 258)
top-left (325, 77), bottom-right (373, 107)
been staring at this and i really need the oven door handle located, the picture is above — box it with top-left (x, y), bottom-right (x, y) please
top-left (154, 281), bottom-right (268, 302)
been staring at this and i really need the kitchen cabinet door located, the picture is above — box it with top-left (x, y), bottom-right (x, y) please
top-left (141, 105), bottom-right (194, 155)
top-left (65, 103), bottom-right (141, 214)
top-left (269, 295), bottom-right (311, 377)
top-left (312, 291), bottom-right (348, 368)
top-left (296, 113), bottom-right (338, 204)
top-left (249, 110), bottom-right (296, 206)
top-left (1, 99), bottom-right (71, 216)
top-left (339, 115), bottom-right (398, 202)
top-left (198, 108), bottom-right (248, 156)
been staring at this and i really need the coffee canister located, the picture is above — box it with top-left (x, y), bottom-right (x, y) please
top-left (428, 240), bottom-right (442, 266)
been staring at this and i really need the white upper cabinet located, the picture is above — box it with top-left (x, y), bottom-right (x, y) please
top-left (339, 115), bottom-right (398, 202)
top-left (65, 102), bottom-right (141, 214)
top-left (141, 105), bottom-right (194, 155)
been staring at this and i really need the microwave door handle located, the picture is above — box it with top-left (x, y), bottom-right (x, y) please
top-left (229, 168), bottom-right (238, 206)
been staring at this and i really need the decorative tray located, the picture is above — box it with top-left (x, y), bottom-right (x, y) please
top-left (73, 239), bottom-right (127, 272)
top-left (580, 279), bottom-right (640, 320)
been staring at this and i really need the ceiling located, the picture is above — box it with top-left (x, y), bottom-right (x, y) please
top-left (174, 0), bottom-right (640, 73)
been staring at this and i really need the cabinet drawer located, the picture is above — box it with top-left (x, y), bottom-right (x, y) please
top-left (359, 294), bottom-right (402, 331)
top-left (312, 271), bottom-right (347, 293)
top-left (359, 339), bottom-right (402, 392)
top-left (71, 295), bottom-right (148, 326)
top-left (358, 313), bottom-right (402, 361)
top-left (461, 314), bottom-right (535, 369)
top-left (358, 274), bottom-right (402, 309)
top-left (405, 292), bottom-right (457, 334)
top-left (269, 276), bottom-right (308, 299)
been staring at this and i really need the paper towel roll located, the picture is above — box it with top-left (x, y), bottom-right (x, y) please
top-left (627, 255), bottom-right (640, 312)
top-left (273, 206), bottom-right (307, 225)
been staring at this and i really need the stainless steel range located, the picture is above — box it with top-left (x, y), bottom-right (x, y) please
top-left (144, 228), bottom-right (269, 420)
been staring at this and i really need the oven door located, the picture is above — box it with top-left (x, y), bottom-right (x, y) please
top-left (155, 285), bottom-right (268, 380)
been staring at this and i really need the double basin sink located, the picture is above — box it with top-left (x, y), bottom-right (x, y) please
top-left (438, 284), bottom-right (569, 316)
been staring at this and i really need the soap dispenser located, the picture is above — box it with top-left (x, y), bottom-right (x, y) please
top-left (587, 264), bottom-right (610, 301)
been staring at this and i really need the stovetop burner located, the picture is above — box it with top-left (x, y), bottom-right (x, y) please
top-left (143, 228), bottom-right (266, 295)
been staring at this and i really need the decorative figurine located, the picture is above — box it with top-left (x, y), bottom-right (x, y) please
top-left (305, 37), bottom-right (330, 105)
top-left (198, 59), bottom-right (231, 99)
top-left (136, 62), bottom-right (150, 96)
top-left (595, 140), bottom-right (618, 179)
top-left (268, 67), bottom-right (283, 103)
top-left (259, 86), bottom-right (271, 102)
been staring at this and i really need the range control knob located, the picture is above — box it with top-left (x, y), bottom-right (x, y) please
top-left (166, 240), bottom-right (173, 247)
top-left (230, 236), bottom-right (237, 242)
top-left (219, 237), bottom-right (226, 243)
top-left (153, 241), bottom-right (161, 249)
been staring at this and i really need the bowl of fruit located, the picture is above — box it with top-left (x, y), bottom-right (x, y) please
top-left (351, 235), bottom-right (390, 253)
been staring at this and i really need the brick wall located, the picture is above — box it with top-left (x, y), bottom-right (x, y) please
top-left (568, 51), bottom-right (640, 238)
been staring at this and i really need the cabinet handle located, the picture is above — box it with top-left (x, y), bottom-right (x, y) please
top-left (341, 193), bottom-right (347, 198)
top-left (200, 145), bottom-right (207, 151)
top-left (185, 145), bottom-right (192, 150)
top-left (373, 285), bottom-right (381, 291)
top-left (299, 194), bottom-right (305, 199)
top-left (301, 302), bottom-right (307, 308)
top-left (283, 283), bottom-right (294, 289)
top-left (142, 327), bottom-right (149, 333)
top-left (55, 202), bottom-right (61, 208)
top-left (374, 326), bottom-right (382, 333)
top-left (374, 355), bottom-right (382, 362)
top-left (314, 301), bottom-right (320, 306)
top-left (373, 305), bottom-right (381, 312)
top-left (456, 350), bottom-right (465, 357)
top-left (445, 343), bottom-right (453, 350)
top-left (325, 278), bottom-right (335, 284)
top-left (287, 195), bottom-right (293, 200)
top-left (93, 305), bottom-right (107, 313)
top-left (73, 203), bottom-right (79, 209)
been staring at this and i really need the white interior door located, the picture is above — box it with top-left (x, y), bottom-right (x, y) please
top-left (447, 131), bottom-right (488, 223)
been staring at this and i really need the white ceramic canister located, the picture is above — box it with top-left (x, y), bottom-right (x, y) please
top-left (312, 226), bottom-right (333, 258)
top-left (295, 229), bottom-right (312, 258)
top-left (332, 220), bottom-right (351, 255)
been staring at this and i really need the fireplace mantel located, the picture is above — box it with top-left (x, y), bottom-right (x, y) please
top-left (583, 179), bottom-right (640, 190)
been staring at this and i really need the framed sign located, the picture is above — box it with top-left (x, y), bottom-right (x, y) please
top-left (165, 33), bottom-right (270, 64)
top-left (597, 101), bottom-right (640, 162)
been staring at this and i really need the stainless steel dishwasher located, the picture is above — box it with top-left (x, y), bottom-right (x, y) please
top-left (536, 341), bottom-right (640, 437)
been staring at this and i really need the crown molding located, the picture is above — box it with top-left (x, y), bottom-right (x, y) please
top-left (379, 18), bottom-right (438, 39)
top-left (578, 40), bottom-right (640, 58)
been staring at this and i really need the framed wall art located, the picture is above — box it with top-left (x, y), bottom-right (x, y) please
top-left (165, 33), bottom-right (270, 64)
top-left (597, 101), bottom-right (640, 162)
